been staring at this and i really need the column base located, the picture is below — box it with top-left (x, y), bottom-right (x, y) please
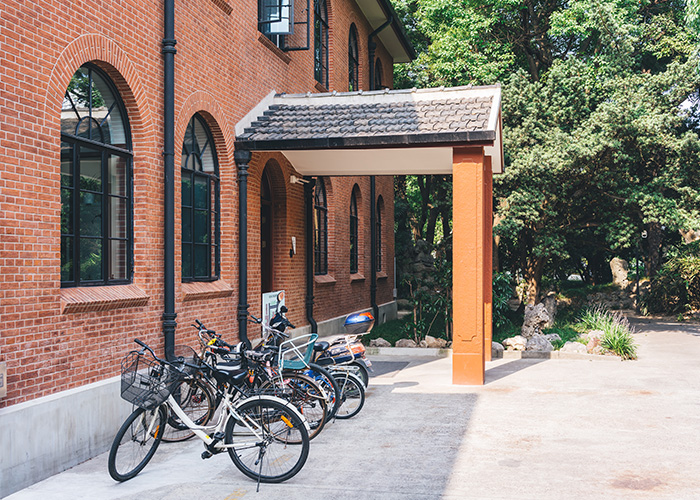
top-left (452, 352), bottom-right (485, 385)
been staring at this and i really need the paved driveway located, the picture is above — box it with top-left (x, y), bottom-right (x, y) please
top-left (8, 319), bottom-right (700, 499)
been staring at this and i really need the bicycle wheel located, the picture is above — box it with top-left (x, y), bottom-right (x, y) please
top-left (297, 363), bottom-right (341, 419)
top-left (108, 405), bottom-right (166, 481)
top-left (162, 377), bottom-right (215, 443)
top-left (225, 398), bottom-right (309, 483)
top-left (332, 372), bottom-right (365, 419)
top-left (260, 373), bottom-right (327, 440)
top-left (349, 360), bottom-right (370, 388)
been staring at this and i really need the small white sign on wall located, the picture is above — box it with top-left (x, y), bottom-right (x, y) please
top-left (262, 290), bottom-right (286, 332)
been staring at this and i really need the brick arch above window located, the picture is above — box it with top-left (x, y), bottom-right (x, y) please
top-left (46, 34), bottom-right (154, 144)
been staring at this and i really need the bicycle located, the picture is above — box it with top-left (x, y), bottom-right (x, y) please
top-left (108, 338), bottom-right (310, 486)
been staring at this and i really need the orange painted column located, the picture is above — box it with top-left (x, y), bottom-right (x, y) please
top-left (483, 157), bottom-right (493, 362)
top-left (452, 147), bottom-right (489, 385)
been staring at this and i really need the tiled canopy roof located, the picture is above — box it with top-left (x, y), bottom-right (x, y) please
top-left (235, 85), bottom-right (501, 151)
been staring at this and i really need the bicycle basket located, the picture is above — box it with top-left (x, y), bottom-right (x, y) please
top-left (278, 333), bottom-right (318, 371)
top-left (120, 352), bottom-right (183, 410)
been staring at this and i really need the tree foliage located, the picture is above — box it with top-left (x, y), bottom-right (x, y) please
top-left (393, 0), bottom-right (700, 306)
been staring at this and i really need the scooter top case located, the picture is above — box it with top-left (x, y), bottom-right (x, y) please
top-left (343, 312), bottom-right (375, 335)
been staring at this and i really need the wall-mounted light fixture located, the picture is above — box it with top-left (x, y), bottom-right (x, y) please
top-left (290, 175), bottom-right (309, 185)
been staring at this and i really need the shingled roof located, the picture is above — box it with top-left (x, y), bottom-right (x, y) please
top-left (235, 85), bottom-right (501, 151)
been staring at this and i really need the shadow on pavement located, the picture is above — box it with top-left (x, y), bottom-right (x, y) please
top-left (485, 358), bottom-right (548, 384)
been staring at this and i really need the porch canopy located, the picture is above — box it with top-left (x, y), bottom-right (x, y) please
top-left (235, 85), bottom-right (503, 385)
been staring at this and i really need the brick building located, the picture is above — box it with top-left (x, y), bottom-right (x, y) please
top-left (0, 0), bottom-right (413, 494)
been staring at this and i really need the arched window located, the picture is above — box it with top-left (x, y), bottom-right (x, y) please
top-left (314, 178), bottom-right (328, 275)
top-left (350, 187), bottom-right (359, 274)
top-left (376, 195), bottom-right (384, 272)
top-left (314, 0), bottom-right (329, 87)
top-left (348, 25), bottom-right (359, 91)
top-left (374, 58), bottom-right (383, 90)
top-left (181, 114), bottom-right (220, 281)
top-left (61, 64), bottom-right (132, 286)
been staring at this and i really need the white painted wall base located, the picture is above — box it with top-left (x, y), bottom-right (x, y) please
top-left (0, 376), bottom-right (132, 498)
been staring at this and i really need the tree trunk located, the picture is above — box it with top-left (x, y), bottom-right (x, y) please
top-left (524, 257), bottom-right (545, 305)
top-left (645, 222), bottom-right (664, 278)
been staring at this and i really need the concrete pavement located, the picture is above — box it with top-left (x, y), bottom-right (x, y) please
top-left (6, 319), bottom-right (700, 499)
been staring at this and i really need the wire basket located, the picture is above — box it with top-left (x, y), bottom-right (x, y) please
top-left (120, 352), bottom-right (184, 410)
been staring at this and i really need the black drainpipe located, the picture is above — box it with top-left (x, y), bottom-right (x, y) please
top-left (370, 177), bottom-right (378, 321)
top-left (162, 0), bottom-right (177, 360)
top-left (368, 16), bottom-right (393, 91)
top-left (234, 149), bottom-right (252, 347)
top-left (304, 177), bottom-right (318, 332)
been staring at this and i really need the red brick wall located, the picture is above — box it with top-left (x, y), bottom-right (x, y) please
top-left (0, 0), bottom-right (397, 408)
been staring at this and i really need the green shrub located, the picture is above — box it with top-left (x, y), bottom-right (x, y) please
top-left (576, 306), bottom-right (638, 359)
top-left (642, 253), bottom-right (700, 314)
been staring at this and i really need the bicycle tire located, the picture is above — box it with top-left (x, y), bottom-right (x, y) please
top-left (162, 377), bottom-right (215, 443)
top-left (350, 360), bottom-right (370, 388)
top-left (332, 371), bottom-right (365, 419)
top-left (260, 373), bottom-right (327, 440)
top-left (225, 398), bottom-right (309, 483)
top-left (294, 363), bottom-right (341, 420)
top-left (108, 405), bottom-right (166, 481)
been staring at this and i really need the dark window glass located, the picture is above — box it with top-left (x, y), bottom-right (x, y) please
top-left (374, 58), bottom-right (383, 90)
top-left (348, 25), bottom-right (359, 91)
top-left (60, 64), bottom-right (132, 287)
top-left (181, 113), bottom-right (220, 281)
top-left (314, 178), bottom-right (328, 275)
top-left (350, 188), bottom-right (359, 274)
top-left (314, 0), bottom-right (329, 87)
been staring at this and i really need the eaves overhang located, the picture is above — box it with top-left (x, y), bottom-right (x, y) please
top-left (355, 0), bottom-right (416, 63)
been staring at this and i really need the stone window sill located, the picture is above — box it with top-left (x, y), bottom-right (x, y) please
top-left (210, 0), bottom-right (233, 14)
top-left (314, 274), bottom-right (336, 284)
top-left (350, 273), bottom-right (365, 282)
top-left (314, 81), bottom-right (329, 93)
top-left (258, 33), bottom-right (292, 64)
top-left (182, 279), bottom-right (234, 302)
top-left (60, 284), bottom-right (149, 314)
top-left (377, 271), bottom-right (388, 280)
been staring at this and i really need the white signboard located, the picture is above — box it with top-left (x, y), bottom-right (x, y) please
top-left (262, 290), bottom-right (286, 332)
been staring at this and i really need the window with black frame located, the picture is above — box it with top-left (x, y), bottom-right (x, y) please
top-left (350, 187), bottom-right (359, 274)
top-left (181, 114), bottom-right (220, 282)
top-left (348, 25), bottom-right (359, 91)
top-left (374, 58), bottom-right (383, 90)
top-left (60, 64), bottom-right (132, 287)
top-left (259, 0), bottom-right (293, 49)
top-left (314, 0), bottom-right (329, 87)
top-left (314, 178), bottom-right (328, 275)
top-left (376, 195), bottom-right (383, 272)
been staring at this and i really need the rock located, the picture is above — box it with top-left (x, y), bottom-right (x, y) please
top-left (610, 257), bottom-right (630, 289)
top-left (395, 338), bottom-right (417, 348)
top-left (370, 337), bottom-right (391, 348)
top-left (446, 341), bottom-right (452, 348)
top-left (419, 340), bottom-right (428, 348)
top-left (492, 341), bottom-right (504, 358)
top-left (425, 335), bottom-right (447, 348)
top-left (521, 303), bottom-right (552, 338)
top-left (585, 334), bottom-right (604, 355)
top-left (507, 297), bottom-right (522, 312)
top-left (543, 292), bottom-right (557, 324)
top-left (560, 341), bottom-right (587, 354)
top-left (581, 329), bottom-right (604, 342)
top-left (503, 335), bottom-right (527, 351)
top-left (526, 334), bottom-right (554, 352)
top-left (543, 333), bottom-right (561, 343)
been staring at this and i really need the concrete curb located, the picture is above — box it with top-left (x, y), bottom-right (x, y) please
top-left (366, 346), bottom-right (452, 357)
top-left (366, 346), bottom-right (623, 362)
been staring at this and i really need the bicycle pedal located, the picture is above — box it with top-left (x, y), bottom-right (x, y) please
top-left (201, 450), bottom-right (213, 459)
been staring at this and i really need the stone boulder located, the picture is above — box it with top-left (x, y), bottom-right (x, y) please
top-left (419, 340), bottom-right (428, 348)
top-left (370, 337), bottom-right (392, 348)
top-left (395, 338), bottom-right (417, 348)
top-left (521, 303), bottom-right (552, 338)
top-left (503, 335), bottom-right (527, 351)
top-left (425, 335), bottom-right (448, 348)
top-left (492, 341), bottom-right (504, 358)
top-left (560, 341), bottom-right (587, 354)
top-left (543, 292), bottom-right (557, 324)
top-left (544, 333), bottom-right (561, 343)
top-left (610, 257), bottom-right (630, 289)
top-left (526, 334), bottom-right (554, 352)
